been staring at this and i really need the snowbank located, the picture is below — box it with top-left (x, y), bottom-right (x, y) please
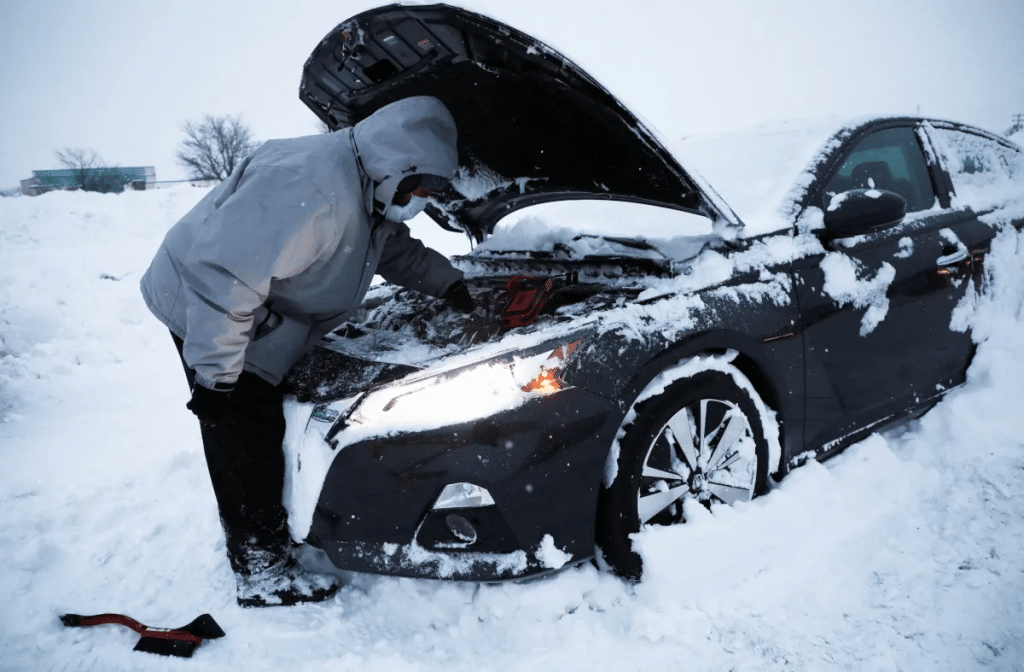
top-left (2, 188), bottom-right (1023, 671)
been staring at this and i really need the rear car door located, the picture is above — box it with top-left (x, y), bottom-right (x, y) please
top-left (792, 122), bottom-right (992, 454)
top-left (924, 121), bottom-right (1024, 226)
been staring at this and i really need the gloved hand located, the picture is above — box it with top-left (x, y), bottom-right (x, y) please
top-left (442, 280), bottom-right (475, 313)
top-left (186, 382), bottom-right (235, 427)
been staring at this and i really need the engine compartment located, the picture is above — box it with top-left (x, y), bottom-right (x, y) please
top-left (283, 274), bottom-right (613, 403)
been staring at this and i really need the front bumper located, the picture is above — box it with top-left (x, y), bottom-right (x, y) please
top-left (306, 387), bottom-right (617, 581)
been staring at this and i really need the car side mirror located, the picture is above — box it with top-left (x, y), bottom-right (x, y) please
top-left (822, 189), bottom-right (906, 238)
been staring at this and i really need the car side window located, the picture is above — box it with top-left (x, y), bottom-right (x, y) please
top-left (928, 127), bottom-right (1024, 210)
top-left (822, 126), bottom-right (937, 213)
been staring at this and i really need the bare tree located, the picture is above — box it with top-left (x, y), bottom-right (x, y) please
top-left (56, 146), bottom-right (101, 172)
top-left (176, 114), bottom-right (258, 180)
top-left (55, 147), bottom-right (122, 192)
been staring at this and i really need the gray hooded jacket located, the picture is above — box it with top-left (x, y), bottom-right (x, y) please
top-left (140, 96), bottom-right (463, 388)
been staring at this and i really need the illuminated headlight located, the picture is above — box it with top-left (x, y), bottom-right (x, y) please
top-left (347, 339), bottom-right (582, 431)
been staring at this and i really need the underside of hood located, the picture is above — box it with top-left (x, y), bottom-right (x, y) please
top-left (300, 3), bottom-right (735, 241)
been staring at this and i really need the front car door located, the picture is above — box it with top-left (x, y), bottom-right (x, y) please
top-left (792, 121), bottom-right (992, 457)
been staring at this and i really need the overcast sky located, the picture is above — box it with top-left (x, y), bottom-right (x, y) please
top-left (1, 0), bottom-right (1021, 189)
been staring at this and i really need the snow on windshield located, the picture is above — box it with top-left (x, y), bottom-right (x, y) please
top-left (672, 118), bottom-right (855, 236)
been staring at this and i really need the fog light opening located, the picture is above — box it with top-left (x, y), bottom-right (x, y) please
top-left (445, 514), bottom-right (478, 544)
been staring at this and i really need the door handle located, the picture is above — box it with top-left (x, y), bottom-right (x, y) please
top-left (937, 243), bottom-right (968, 266)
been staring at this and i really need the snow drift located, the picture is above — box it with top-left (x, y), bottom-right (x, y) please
top-left (2, 185), bottom-right (1023, 671)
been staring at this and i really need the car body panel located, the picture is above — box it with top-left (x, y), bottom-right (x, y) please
top-left (794, 215), bottom-right (990, 452)
top-left (290, 250), bottom-right (806, 579)
top-left (308, 387), bottom-right (616, 579)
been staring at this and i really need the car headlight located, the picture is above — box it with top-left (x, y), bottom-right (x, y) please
top-left (346, 339), bottom-right (583, 432)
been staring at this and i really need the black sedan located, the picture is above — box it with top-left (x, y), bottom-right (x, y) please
top-left (281, 3), bottom-right (1024, 581)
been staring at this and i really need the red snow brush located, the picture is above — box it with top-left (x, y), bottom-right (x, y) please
top-left (59, 612), bottom-right (225, 658)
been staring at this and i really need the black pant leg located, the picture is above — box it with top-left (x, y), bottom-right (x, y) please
top-left (172, 333), bottom-right (287, 535)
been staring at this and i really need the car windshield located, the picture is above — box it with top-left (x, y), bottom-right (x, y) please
top-left (474, 199), bottom-right (717, 261)
top-left (673, 119), bottom-right (846, 235)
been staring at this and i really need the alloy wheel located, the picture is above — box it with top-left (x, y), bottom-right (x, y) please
top-left (637, 397), bottom-right (758, 525)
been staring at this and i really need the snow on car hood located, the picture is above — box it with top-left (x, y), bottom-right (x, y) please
top-left (284, 224), bottom-right (825, 405)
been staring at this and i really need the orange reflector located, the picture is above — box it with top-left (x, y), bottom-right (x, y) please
top-left (521, 340), bottom-right (582, 394)
top-left (522, 368), bottom-right (561, 394)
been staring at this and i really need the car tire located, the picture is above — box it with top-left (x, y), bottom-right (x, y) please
top-left (596, 366), bottom-right (772, 581)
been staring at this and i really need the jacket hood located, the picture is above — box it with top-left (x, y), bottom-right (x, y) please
top-left (301, 4), bottom-right (739, 242)
top-left (351, 95), bottom-right (458, 209)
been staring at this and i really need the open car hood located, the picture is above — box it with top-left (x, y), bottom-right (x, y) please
top-left (300, 3), bottom-right (738, 242)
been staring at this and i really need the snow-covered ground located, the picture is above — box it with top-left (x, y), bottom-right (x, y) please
top-left (2, 184), bottom-right (1024, 671)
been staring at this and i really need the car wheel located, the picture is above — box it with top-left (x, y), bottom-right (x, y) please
top-left (597, 366), bottom-right (771, 581)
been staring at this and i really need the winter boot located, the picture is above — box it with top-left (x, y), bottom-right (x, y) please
top-left (225, 508), bottom-right (345, 608)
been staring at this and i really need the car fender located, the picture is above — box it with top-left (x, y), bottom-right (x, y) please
top-left (612, 331), bottom-right (793, 476)
top-left (563, 319), bottom-right (803, 478)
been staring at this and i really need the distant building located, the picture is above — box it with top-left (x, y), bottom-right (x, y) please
top-left (20, 166), bottom-right (156, 196)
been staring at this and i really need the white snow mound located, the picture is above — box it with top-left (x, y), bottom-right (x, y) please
top-left (1, 188), bottom-right (1023, 671)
